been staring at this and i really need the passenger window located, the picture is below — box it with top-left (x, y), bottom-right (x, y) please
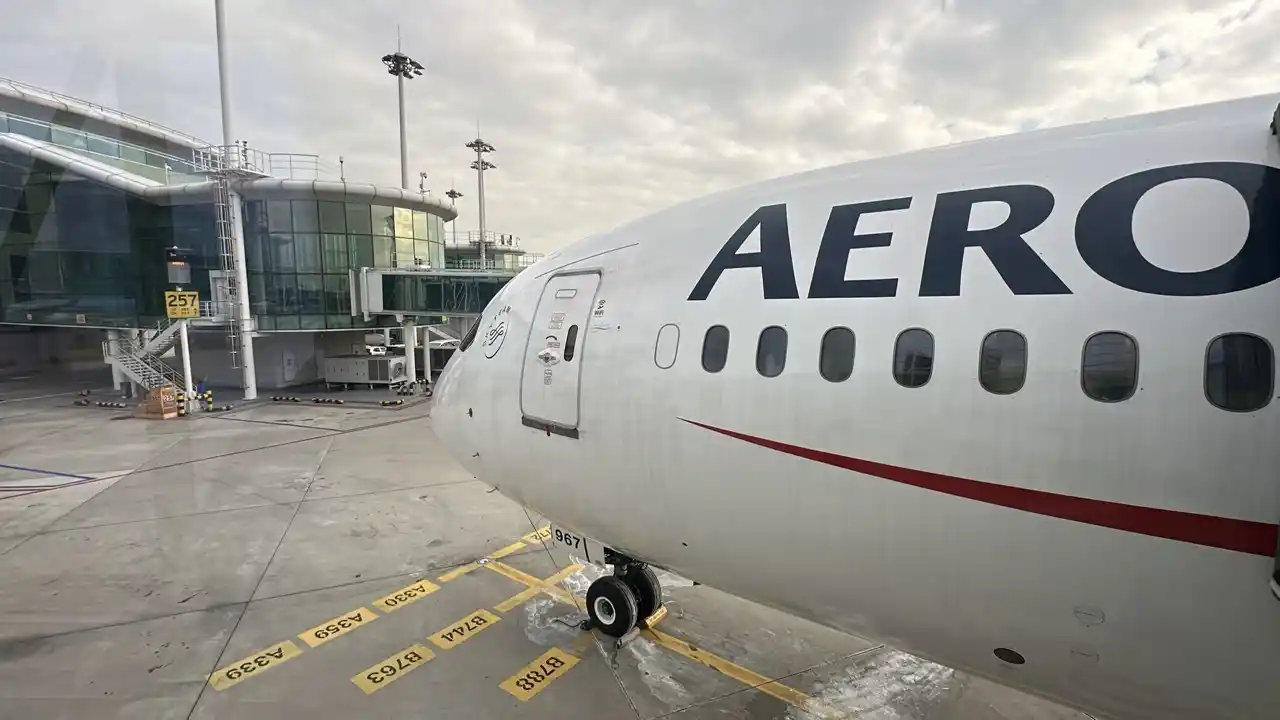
top-left (654, 324), bottom-right (680, 369)
top-left (1081, 332), bottom-right (1138, 402)
top-left (893, 329), bottom-right (934, 388)
top-left (819, 327), bottom-right (855, 383)
top-left (702, 325), bottom-right (730, 373)
top-left (756, 326), bottom-right (788, 378)
top-left (1205, 333), bottom-right (1273, 412)
top-left (979, 330), bottom-right (1027, 395)
top-left (564, 325), bottom-right (579, 362)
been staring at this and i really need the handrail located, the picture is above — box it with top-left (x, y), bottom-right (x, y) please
top-left (0, 111), bottom-right (202, 175)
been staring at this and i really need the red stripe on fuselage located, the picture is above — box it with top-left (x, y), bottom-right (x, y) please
top-left (680, 418), bottom-right (1278, 557)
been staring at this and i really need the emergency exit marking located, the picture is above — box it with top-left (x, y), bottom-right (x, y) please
top-left (372, 579), bottom-right (440, 613)
top-left (299, 607), bottom-right (376, 648)
top-left (351, 643), bottom-right (435, 695)
top-left (430, 608), bottom-right (500, 650)
top-left (499, 647), bottom-right (580, 701)
top-left (164, 290), bottom-right (200, 319)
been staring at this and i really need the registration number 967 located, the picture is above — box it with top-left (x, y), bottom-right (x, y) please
top-left (548, 524), bottom-right (606, 565)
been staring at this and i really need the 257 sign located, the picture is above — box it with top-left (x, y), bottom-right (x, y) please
top-left (164, 291), bottom-right (200, 319)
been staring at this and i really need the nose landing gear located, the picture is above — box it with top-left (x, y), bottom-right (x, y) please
top-left (585, 559), bottom-right (666, 640)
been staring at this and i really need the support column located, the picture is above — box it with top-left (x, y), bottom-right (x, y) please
top-left (178, 320), bottom-right (195, 402)
top-left (403, 318), bottom-right (416, 384)
top-left (422, 327), bottom-right (433, 387)
top-left (106, 330), bottom-right (124, 391)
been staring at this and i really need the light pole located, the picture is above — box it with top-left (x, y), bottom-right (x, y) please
top-left (213, 0), bottom-right (257, 400)
top-left (466, 138), bottom-right (495, 269)
top-left (382, 49), bottom-right (423, 189)
top-left (445, 186), bottom-right (463, 250)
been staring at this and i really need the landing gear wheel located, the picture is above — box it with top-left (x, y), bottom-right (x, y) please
top-left (620, 564), bottom-right (663, 621)
top-left (586, 575), bottom-right (639, 638)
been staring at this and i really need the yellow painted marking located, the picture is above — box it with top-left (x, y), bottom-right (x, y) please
top-left (522, 526), bottom-right (552, 544)
top-left (351, 643), bottom-right (435, 695)
top-left (485, 561), bottom-right (578, 606)
top-left (429, 608), bottom-right (501, 650)
top-left (436, 562), bottom-right (478, 583)
top-left (488, 540), bottom-right (527, 559)
top-left (208, 640), bottom-right (302, 691)
top-left (436, 540), bottom-right (526, 582)
top-left (494, 563), bottom-right (583, 613)
top-left (299, 607), bottom-right (376, 648)
top-left (644, 628), bottom-right (832, 715)
top-left (373, 578), bottom-right (440, 613)
top-left (499, 647), bottom-right (580, 701)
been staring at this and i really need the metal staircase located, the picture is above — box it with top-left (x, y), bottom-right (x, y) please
top-left (139, 317), bottom-right (184, 356)
top-left (102, 329), bottom-right (185, 392)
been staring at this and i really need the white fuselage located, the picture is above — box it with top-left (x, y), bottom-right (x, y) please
top-left (432, 94), bottom-right (1280, 720)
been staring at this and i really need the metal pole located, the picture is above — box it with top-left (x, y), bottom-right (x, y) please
top-left (214, 0), bottom-right (258, 400)
top-left (477, 149), bottom-right (486, 269)
top-left (402, 318), bottom-right (416, 385)
top-left (106, 329), bottom-right (124, 390)
top-left (397, 74), bottom-right (409, 189)
top-left (179, 320), bottom-right (195, 402)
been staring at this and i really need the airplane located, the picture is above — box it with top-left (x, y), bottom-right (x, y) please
top-left (431, 92), bottom-right (1280, 720)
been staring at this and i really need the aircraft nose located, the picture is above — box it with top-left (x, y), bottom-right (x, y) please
top-left (430, 347), bottom-right (481, 476)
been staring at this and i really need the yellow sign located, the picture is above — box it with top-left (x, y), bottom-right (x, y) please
top-left (164, 290), bottom-right (200, 318)
top-left (429, 609), bottom-right (500, 650)
top-left (208, 640), bottom-right (303, 691)
top-left (372, 579), bottom-right (440, 613)
top-left (298, 607), bottom-right (376, 648)
top-left (351, 643), bottom-right (435, 695)
top-left (499, 647), bottom-right (580, 701)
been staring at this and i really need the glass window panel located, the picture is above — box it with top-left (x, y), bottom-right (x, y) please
top-left (395, 236), bottom-right (415, 266)
top-left (9, 118), bottom-right (51, 142)
top-left (394, 207), bottom-right (413, 238)
top-left (51, 127), bottom-right (88, 150)
top-left (819, 327), bottom-right (855, 383)
top-left (256, 315), bottom-right (275, 331)
top-left (702, 325), bottom-right (729, 373)
top-left (324, 274), bottom-right (350, 314)
top-left (293, 233), bottom-right (322, 273)
top-left (266, 273), bottom-right (298, 314)
top-left (327, 314), bottom-right (352, 329)
top-left (245, 233), bottom-right (267, 271)
top-left (979, 330), bottom-right (1028, 395)
top-left (291, 200), bottom-right (319, 233)
top-left (756, 326), bottom-right (788, 377)
top-left (322, 234), bottom-right (348, 273)
top-left (374, 236), bottom-right (394, 267)
top-left (412, 211), bottom-right (427, 239)
top-left (1082, 332), bottom-right (1138, 402)
top-left (300, 315), bottom-right (326, 330)
top-left (894, 328), bottom-right (934, 388)
top-left (268, 233), bottom-right (295, 272)
top-left (415, 241), bottom-right (433, 268)
top-left (428, 239), bottom-right (444, 270)
top-left (267, 200), bottom-right (292, 232)
top-left (371, 205), bottom-right (394, 237)
top-left (274, 315), bottom-right (300, 330)
top-left (345, 203), bottom-right (372, 234)
top-left (119, 145), bottom-right (146, 164)
top-left (1206, 334), bottom-right (1273, 412)
top-left (349, 235), bottom-right (374, 268)
top-left (319, 201), bottom-right (346, 233)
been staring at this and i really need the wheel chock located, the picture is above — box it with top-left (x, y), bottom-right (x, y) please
top-left (639, 604), bottom-right (668, 630)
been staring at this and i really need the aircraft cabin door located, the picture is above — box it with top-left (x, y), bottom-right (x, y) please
top-left (520, 270), bottom-right (601, 438)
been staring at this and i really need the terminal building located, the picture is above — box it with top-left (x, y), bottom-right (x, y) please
top-left (0, 76), bottom-right (537, 395)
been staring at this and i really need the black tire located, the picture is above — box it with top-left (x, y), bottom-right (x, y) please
top-left (620, 564), bottom-right (662, 621)
top-left (586, 575), bottom-right (639, 638)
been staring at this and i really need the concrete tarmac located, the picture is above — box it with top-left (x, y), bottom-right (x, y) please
top-left (0, 385), bottom-right (1090, 719)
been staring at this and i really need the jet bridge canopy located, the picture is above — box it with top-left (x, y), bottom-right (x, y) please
top-left (348, 267), bottom-right (514, 321)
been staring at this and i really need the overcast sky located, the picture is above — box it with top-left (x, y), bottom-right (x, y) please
top-left (2, 0), bottom-right (1277, 253)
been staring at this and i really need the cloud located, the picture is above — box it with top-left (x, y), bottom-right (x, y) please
top-left (0, 0), bottom-right (1276, 253)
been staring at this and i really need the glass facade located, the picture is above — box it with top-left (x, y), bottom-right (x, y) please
top-left (0, 148), bottom-right (479, 330)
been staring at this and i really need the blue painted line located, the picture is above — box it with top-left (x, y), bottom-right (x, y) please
top-left (0, 462), bottom-right (94, 481)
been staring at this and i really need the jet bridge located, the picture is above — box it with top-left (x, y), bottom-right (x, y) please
top-left (348, 267), bottom-right (513, 323)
